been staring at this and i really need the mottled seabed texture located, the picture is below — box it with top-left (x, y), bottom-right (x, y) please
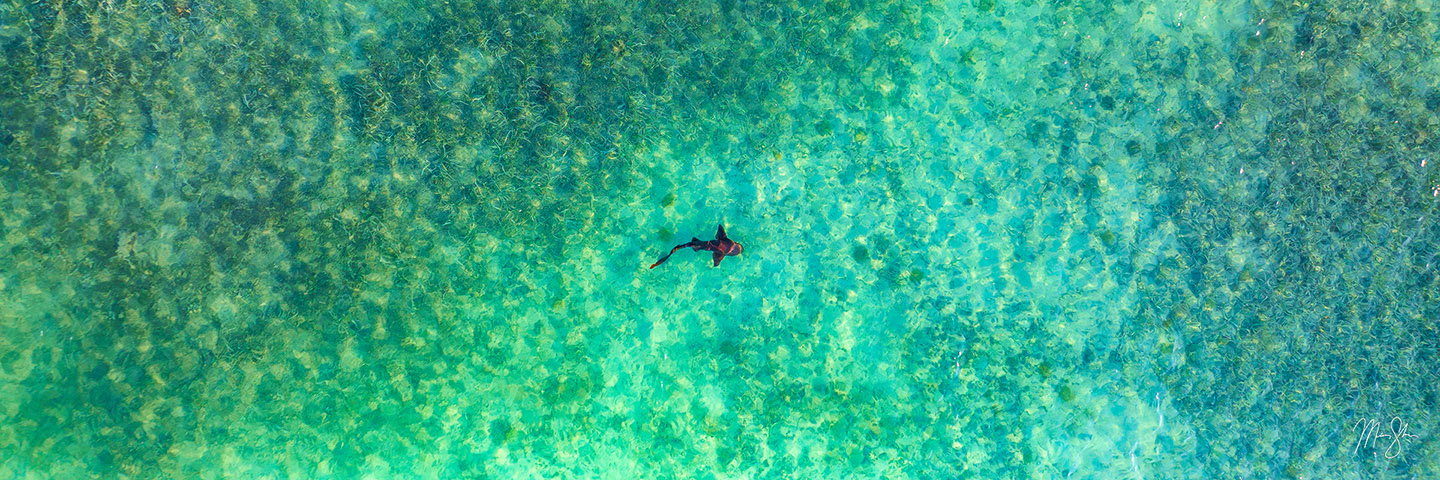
top-left (1, 0), bottom-right (1438, 478)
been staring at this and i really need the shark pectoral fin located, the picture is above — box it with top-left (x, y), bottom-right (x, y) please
top-left (712, 251), bottom-right (724, 266)
top-left (715, 224), bottom-right (728, 241)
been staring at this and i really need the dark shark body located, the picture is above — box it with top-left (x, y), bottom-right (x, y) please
top-left (649, 224), bottom-right (743, 269)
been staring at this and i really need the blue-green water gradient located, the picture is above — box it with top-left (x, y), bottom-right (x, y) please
top-left (1, 0), bottom-right (1437, 478)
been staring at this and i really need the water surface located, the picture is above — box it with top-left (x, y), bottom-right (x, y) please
top-left (1, 0), bottom-right (1437, 477)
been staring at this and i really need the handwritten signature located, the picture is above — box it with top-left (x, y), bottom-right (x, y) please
top-left (1351, 416), bottom-right (1420, 459)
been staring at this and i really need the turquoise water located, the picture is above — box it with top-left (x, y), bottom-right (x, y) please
top-left (1, 0), bottom-right (1437, 478)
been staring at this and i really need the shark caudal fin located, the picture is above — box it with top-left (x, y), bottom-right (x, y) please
top-left (650, 247), bottom-right (680, 269)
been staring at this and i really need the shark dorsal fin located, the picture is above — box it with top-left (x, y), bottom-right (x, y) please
top-left (715, 224), bottom-right (728, 241)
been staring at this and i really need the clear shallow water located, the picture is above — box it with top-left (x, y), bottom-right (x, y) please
top-left (1, 0), bottom-right (1437, 478)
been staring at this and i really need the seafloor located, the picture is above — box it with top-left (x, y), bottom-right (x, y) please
top-left (1, 0), bottom-right (1437, 478)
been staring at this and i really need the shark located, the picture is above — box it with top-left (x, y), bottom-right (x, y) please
top-left (649, 224), bottom-right (743, 269)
